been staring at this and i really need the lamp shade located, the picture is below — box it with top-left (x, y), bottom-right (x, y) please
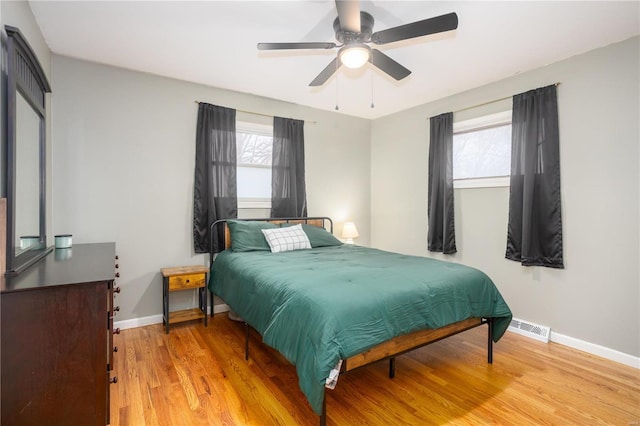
top-left (342, 222), bottom-right (359, 243)
top-left (339, 44), bottom-right (371, 69)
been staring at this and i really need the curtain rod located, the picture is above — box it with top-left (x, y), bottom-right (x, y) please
top-left (194, 101), bottom-right (316, 124)
top-left (431, 82), bottom-right (562, 116)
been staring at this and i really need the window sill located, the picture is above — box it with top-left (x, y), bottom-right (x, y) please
top-left (238, 199), bottom-right (271, 209)
top-left (454, 176), bottom-right (510, 189)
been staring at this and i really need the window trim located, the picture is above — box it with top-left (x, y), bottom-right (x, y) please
top-left (453, 110), bottom-right (512, 189)
top-left (237, 163), bottom-right (270, 169)
top-left (237, 121), bottom-right (272, 137)
top-left (238, 198), bottom-right (271, 209)
top-left (236, 121), bottom-right (273, 209)
top-left (453, 110), bottom-right (512, 133)
top-left (454, 176), bottom-right (510, 189)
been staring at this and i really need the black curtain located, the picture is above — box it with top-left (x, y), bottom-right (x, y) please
top-left (506, 85), bottom-right (563, 268)
top-left (271, 117), bottom-right (307, 218)
top-left (193, 103), bottom-right (237, 253)
top-left (427, 112), bottom-right (456, 254)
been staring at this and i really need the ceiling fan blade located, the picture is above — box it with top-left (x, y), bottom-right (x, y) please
top-left (335, 0), bottom-right (361, 33)
top-left (371, 49), bottom-right (411, 81)
top-left (371, 12), bottom-right (458, 45)
top-left (257, 42), bottom-right (336, 50)
top-left (309, 57), bottom-right (340, 86)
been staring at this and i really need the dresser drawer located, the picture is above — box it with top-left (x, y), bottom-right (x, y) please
top-left (168, 273), bottom-right (206, 291)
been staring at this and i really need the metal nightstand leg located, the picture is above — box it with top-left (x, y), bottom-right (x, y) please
top-left (199, 286), bottom-right (208, 327)
top-left (163, 276), bottom-right (169, 334)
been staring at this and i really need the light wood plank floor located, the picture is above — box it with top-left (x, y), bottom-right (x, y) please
top-left (110, 314), bottom-right (639, 425)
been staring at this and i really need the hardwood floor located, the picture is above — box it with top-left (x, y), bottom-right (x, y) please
top-left (110, 314), bottom-right (639, 425)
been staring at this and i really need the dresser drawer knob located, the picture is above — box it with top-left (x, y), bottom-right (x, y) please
top-left (113, 346), bottom-right (118, 352)
top-left (114, 306), bottom-right (120, 312)
top-left (113, 328), bottom-right (121, 335)
top-left (114, 287), bottom-right (121, 294)
top-left (110, 376), bottom-right (118, 384)
top-left (115, 264), bottom-right (119, 269)
top-left (115, 272), bottom-right (120, 278)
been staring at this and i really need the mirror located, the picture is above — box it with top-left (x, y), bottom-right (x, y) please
top-left (4, 25), bottom-right (52, 275)
top-left (15, 92), bottom-right (41, 256)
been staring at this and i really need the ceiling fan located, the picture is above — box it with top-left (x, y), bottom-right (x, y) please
top-left (257, 0), bottom-right (458, 86)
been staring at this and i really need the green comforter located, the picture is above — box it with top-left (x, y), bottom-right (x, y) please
top-left (209, 245), bottom-right (512, 415)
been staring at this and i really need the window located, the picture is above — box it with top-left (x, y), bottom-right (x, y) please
top-left (237, 121), bottom-right (273, 208)
top-left (453, 110), bottom-right (512, 189)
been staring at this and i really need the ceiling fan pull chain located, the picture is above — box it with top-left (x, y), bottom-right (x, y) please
top-left (370, 69), bottom-right (375, 109)
top-left (335, 59), bottom-right (340, 111)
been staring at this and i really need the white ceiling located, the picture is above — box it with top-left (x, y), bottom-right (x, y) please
top-left (29, 1), bottom-right (639, 120)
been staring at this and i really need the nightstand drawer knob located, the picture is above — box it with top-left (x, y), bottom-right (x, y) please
top-left (115, 264), bottom-right (119, 269)
top-left (113, 346), bottom-right (118, 352)
top-left (110, 376), bottom-right (118, 384)
top-left (115, 272), bottom-right (120, 278)
top-left (114, 306), bottom-right (120, 313)
top-left (114, 287), bottom-right (121, 294)
top-left (113, 328), bottom-right (121, 335)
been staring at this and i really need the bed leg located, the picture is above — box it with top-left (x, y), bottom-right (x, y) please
top-left (319, 394), bottom-right (326, 426)
top-left (245, 322), bottom-right (250, 361)
top-left (210, 292), bottom-right (214, 318)
top-left (389, 357), bottom-right (396, 379)
top-left (487, 317), bottom-right (494, 364)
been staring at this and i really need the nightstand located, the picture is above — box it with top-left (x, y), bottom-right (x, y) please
top-left (161, 265), bottom-right (208, 334)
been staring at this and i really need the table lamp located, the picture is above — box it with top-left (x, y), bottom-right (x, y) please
top-left (341, 222), bottom-right (359, 244)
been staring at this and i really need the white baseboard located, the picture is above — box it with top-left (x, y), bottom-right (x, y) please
top-left (114, 314), bottom-right (163, 330)
top-left (549, 331), bottom-right (639, 369)
top-left (114, 304), bottom-right (229, 330)
top-left (213, 303), bottom-right (230, 314)
top-left (116, 308), bottom-right (638, 370)
top-left (505, 328), bottom-right (639, 369)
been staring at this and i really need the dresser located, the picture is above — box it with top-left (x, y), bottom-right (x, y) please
top-left (0, 243), bottom-right (119, 425)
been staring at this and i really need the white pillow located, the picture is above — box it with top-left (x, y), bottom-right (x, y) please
top-left (261, 224), bottom-right (311, 253)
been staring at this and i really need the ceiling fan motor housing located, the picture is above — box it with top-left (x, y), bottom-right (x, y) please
top-left (333, 11), bottom-right (375, 45)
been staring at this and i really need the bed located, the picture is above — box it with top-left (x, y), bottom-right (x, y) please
top-left (208, 217), bottom-right (512, 424)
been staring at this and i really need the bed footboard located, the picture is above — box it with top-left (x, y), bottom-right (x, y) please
top-left (319, 317), bottom-right (495, 425)
top-left (342, 317), bottom-right (486, 372)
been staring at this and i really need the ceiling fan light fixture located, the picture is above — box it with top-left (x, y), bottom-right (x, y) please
top-left (339, 44), bottom-right (371, 69)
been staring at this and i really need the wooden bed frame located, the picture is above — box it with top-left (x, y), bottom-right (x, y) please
top-left (209, 217), bottom-right (494, 426)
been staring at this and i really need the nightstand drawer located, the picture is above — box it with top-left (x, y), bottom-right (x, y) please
top-left (168, 273), bottom-right (205, 291)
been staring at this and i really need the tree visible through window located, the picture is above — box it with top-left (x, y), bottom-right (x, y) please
top-left (238, 132), bottom-right (271, 166)
top-left (236, 122), bottom-right (273, 203)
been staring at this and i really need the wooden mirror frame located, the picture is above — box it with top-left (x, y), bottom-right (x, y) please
top-left (4, 25), bottom-right (52, 276)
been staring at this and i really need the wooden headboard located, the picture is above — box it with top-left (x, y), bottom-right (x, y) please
top-left (209, 217), bottom-right (333, 259)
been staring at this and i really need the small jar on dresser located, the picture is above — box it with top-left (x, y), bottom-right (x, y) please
top-left (0, 243), bottom-right (120, 425)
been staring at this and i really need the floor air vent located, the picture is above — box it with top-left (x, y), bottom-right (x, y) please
top-left (508, 318), bottom-right (551, 343)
